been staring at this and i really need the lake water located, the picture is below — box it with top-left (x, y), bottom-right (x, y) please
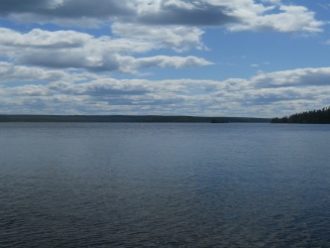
top-left (0, 123), bottom-right (330, 247)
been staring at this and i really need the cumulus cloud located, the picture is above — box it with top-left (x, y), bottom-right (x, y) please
top-left (18, 52), bottom-right (211, 72)
top-left (0, 0), bottom-right (323, 33)
top-left (227, 5), bottom-right (323, 32)
top-left (112, 23), bottom-right (205, 52)
top-left (0, 1), bottom-right (327, 116)
top-left (0, 27), bottom-right (166, 53)
top-left (0, 0), bottom-right (133, 18)
top-left (0, 27), bottom-right (211, 73)
top-left (251, 67), bottom-right (330, 87)
top-left (0, 63), bottom-right (329, 116)
top-left (0, 28), bottom-right (91, 49)
top-left (117, 56), bottom-right (212, 73)
top-left (134, 0), bottom-right (237, 26)
top-left (0, 0), bottom-right (63, 14)
top-left (0, 61), bottom-right (69, 82)
top-left (134, 0), bottom-right (323, 33)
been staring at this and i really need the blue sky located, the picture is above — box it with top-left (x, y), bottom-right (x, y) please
top-left (0, 0), bottom-right (329, 117)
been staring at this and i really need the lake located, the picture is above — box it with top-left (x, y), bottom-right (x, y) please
top-left (1, 123), bottom-right (330, 247)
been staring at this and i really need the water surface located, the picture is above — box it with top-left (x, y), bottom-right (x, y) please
top-left (1, 123), bottom-right (330, 247)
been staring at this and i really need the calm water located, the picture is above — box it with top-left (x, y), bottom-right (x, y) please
top-left (1, 123), bottom-right (330, 247)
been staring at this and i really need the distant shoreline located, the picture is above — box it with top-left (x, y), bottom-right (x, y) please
top-left (271, 107), bottom-right (330, 124)
top-left (0, 115), bottom-right (270, 123)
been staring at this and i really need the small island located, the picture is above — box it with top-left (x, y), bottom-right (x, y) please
top-left (272, 107), bottom-right (330, 124)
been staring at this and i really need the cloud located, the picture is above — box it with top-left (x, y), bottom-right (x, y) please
top-left (0, 63), bottom-right (329, 116)
top-left (0, 28), bottom-right (91, 49)
top-left (0, 0), bottom-right (323, 33)
top-left (0, 0), bottom-right (133, 17)
top-left (117, 56), bottom-right (213, 73)
top-left (112, 23), bottom-right (205, 52)
top-left (0, 0), bottom-right (62, 14)
top-left (0, 61), bottom-right (69, 82)
top-left (17, 52), bottom-right (211, 73)
top-left (228, 5), bottom-right (323, 32)
top-left (134, 0), bottom-right (237, 26)
top-left (0, 27), bottom-right (154, 53)
top-left (0, 27), bottom-right (211, 73)
top-left (252, 67), bottom-right (330, 87)
top-left (0, 0), bottom-right (327, 116)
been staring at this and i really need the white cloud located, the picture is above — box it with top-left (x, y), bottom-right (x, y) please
top-left (0, 1), bottom-right (327, 116)
top-left (117, 56), bottom-right (212, 73)
top-left (0, 63), bottom-right (329, 117)
top-left (0, 61), bottom-right (69, 82)
top-left (0, 27), bottom-right (212, 73)
top-left (0, 27), bottom-right (154, 53)
top-left (0, 0), bottom-right (324, 33)
top-left (112, 23), bottom-right (205, 52)
top-left (228, 4), bottom-right (323, 32)
top-left (252, 67), bottom-right (330, 87)
top-left (133, 0), bottom-right (323, 33)
top-left (0, 28), bottom-right (91, 48)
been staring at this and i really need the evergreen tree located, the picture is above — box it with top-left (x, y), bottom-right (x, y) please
top-left (271, 106), bottom-right (330, 124)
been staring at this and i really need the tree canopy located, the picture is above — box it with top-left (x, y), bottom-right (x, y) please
top-left (272, 107), bottom-right (330, 124)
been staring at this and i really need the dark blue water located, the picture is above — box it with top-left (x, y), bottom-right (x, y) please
top-left (1, 123), bottom-right (330, 247)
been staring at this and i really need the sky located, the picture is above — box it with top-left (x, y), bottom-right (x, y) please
top-left (0, 0), bottom-right (330, 117)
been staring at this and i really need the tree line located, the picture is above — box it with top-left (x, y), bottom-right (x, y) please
top-left (272, 106), bottom-right (330, 124)
top-left (0, 115), bottom-right (270, 123)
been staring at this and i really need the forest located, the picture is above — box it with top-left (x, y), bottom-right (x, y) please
top-left (0, 115), bottom-right (270, 123)
top-left (272, 107), bottom-right (330, 124)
